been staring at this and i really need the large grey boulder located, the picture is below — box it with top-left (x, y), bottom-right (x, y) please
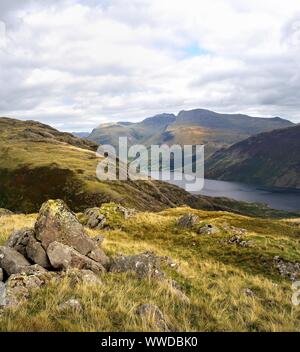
top-left (0, 246), bottom-right (30, 276)
top-left (47, 242), bottom-right (106, 274)
top-left (35, 200), bottom-right (96, 255)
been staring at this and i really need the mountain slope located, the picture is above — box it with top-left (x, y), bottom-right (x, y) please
top-left (206, 125), bottom-right (300, 189)
top-left (0, 117), bottom-right (240, 214)
top-left (88, 109), bottom-right (294, 157)
top-left (88, 113), bottom-right (176, 147)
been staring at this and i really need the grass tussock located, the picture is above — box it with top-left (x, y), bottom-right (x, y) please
top-left (1, 207), bottom-right (300, 331)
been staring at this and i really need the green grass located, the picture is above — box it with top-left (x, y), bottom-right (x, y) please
top-left (1, 206), bottom-right (300, 331)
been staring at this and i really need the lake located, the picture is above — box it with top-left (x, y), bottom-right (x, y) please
top-left (153, 173), bottom-right (300, 212)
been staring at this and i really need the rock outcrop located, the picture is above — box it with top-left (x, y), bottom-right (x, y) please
top-left (177, 214), bottom-right (199, 228)
top-left (0, 199), bottom-right (110, 309)
top-left (47, 241), bottom-right (106, 274)
top-left (110, 252), bottom-right (165, 280)
top-left (35, 200), bottom-right (96, 255)
top-left (0, 246), bottom-right (31, 276)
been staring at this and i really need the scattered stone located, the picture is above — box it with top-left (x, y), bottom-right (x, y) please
top-left (65, 269), bottom-right (102, 288)
top-left (136, 304), bottom-right (169, 332)
top-left (83, 208), bottom-right (107, 229)
top-left (26, 236), bottom-right (51, 269)
top-left (87, 248), bottom-right (110, 269)
top-left (244, 288), bottom-right (255, 297)
top-left (226, 235), bottom-right (251, 247)
top-left (58, 298), bottom-right (82, 313)
top-left (0, 268), bottom-right (3, 282)
top-left (0, 246), bottom-right (30, 276)
top-left (115, 205), bottom-right (136, 220)
top-left (110, 252), bottom-right (165, 280)
top-left (6, 228), bottom-right (34, 257)
top-left (4, 271), bottom-right (57, 308)
top-left (273, 256), bottom-right (300, 281)
top-left (177, 214), bottom-right (199, 228)
top-left (47, 241), bottom-right (106, 274)
top-left (224, 225), bottom-right (247, 236)
top-left (35, 199), bottom-right (96, 255)
top-left (196, 224), bottom-right (220, 235)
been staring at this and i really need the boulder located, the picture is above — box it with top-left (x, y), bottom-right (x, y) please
top-left (110, 252), bottom-right (165, 280)
top-left (18, 264), bottom-right (47, 275)
top-left (47, 242), bottom-right (106, 274)
top-left (26, 236), bottom-right (51, 269)
top-left (6, 228), bottom-right (34, 257)
top-left (0, 268), bottom-right (3, 282)
top-left (115, 205), bottom-right (136, 220)
top-left (0, 246), bottom-right (30, 276)
top-left (177, 214), bottom-right (199, 228)
top-left (35, 200), bottom-right (96, 255)
top-left (64, 269), bottom-right (102, 288)
top-left (274, 256), bottom-right (300, 281)
top-left (196, 224), bottom-right (220, 235)
top-left (87, 248), bottom-right (110, 268)
top-left (4, 270), bottom-right (56, 308)
top-left (226, 235), bottom-right (251, 247)
top-left (136, 304), bottom-right (169, 332)
top-left (83, 208), bottom-right (107, 229)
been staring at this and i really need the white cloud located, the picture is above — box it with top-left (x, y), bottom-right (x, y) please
top-left (0, 0), bottom-right (300, 131)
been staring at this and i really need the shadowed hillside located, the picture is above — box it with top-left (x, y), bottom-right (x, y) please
top-left (206, 125), bottom-right (300, 189)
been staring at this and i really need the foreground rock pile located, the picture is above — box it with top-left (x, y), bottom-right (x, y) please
top-left (0, 200), bottom-right (110, 308)
top-left (0, 200), bottom-right (184, 313)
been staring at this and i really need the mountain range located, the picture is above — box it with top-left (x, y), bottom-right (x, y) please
top-left (87, 109), bottom-right (294, 157)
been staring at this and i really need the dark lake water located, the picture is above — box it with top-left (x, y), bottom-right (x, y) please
top-left (153, 173), bottom-right (300, 212)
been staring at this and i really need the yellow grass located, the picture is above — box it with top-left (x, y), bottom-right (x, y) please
top-left (1, 207), bottom-right (300, 332)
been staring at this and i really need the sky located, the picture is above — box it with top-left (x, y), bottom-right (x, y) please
top-left (0, 0), bottom-right (300, 131)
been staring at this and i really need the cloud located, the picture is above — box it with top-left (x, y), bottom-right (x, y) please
top-left (0, 0), bottom-right (300, 131)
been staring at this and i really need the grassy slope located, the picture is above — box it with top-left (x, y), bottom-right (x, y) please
top-left (1, 206), bottom-right (300, 332)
